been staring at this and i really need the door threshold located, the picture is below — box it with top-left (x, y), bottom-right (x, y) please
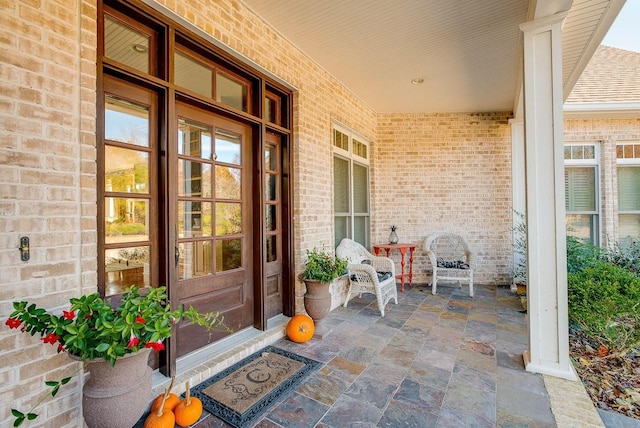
top-left (151, 314), bottom-right (289, 396)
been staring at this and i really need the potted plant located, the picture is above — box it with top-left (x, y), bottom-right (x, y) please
top-left (300, 248), bottom-right (348, 322)
top-left (5, 286), bottom-right (226, 427)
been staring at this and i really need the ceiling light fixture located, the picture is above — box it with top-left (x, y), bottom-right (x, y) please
top-left (411, 77), bottom-right (425, 85)
top-left (131, 44), bottom-right (148, 53)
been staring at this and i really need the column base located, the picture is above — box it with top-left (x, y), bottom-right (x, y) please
top-left (523, 350), bottom-right (578, 381)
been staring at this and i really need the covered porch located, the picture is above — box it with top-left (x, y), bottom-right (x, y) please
top-left (146, 283), bottom-right (604, 427)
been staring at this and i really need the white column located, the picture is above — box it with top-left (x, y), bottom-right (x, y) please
top-left (520, 12), bottom-right (576, 380)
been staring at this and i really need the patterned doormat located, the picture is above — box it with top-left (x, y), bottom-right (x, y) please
top-left (191, 345), bottom-right (321, 427)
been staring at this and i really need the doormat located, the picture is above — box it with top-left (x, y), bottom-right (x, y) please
top-left (191, 345), bottom-right (321, 427)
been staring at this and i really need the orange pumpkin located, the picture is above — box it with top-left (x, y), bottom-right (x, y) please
top-left (286, 314), bottom-right (315, 343)
top-left (151, 376), bottom-right (180, 412)
top-left (174, 381), bottom-right (203, 427)
top-left (144, 391), bottom-right (175, 428)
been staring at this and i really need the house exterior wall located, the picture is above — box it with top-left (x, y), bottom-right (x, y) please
top-left (0, 0), bottom-right (517, 425)
top-left (375, 113), bottom-right (514, 286)
top-left (564, 117), bottom-right (640, 247)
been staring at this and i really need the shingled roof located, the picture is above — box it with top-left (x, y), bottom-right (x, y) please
top-left (566, 45), bottom-right (640, 103)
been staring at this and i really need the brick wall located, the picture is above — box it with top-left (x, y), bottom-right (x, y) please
top-left (0, 0), bottom-right (97, 425)
top-left (564, 117), bottom-right (640, 247)
top-left (375, 113), bottom-right (515, 285)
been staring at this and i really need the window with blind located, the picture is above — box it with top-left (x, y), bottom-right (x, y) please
top-left (333, 125), bottom-right (370, 248)
top-left (564, 144), bottom-right (599, 244)
top-left (617, 142), bottom-right (640, 245)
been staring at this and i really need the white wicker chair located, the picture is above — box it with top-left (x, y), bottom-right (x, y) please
top-left (335, 238), bottom-right (398, 316)
top-left (424, 232), bottom-right (475, 297)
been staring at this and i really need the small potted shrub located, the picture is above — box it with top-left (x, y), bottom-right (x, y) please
top-left (300, 248), bottom-right (348, 322)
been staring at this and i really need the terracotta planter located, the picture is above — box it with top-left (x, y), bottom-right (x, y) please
top-left (303, 279), bottom-right (332, 321)
top-left (80, 348), bottom-right (152, 428)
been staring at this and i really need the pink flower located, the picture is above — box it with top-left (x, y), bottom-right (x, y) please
top-left (135, 315), bottom-right (145, 324)
top-left (63, 310), bottom-right (75, 320)
top-left (127, 334), bottom-right (140, 348)
top-left (145, 340), bottom-right (165, 352)
top-left (5, 318), bottom-right (21, 329)
top-left (42, 333), bottom-right (59, 345)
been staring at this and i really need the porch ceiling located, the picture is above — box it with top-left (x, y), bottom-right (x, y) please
top-left (241, 0), bottom-right (625, 114)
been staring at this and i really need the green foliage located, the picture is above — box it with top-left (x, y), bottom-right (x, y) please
top-left (302, 248), bottom-right (348, 283)
top-left (511, 210), bottom-right (527, 284)
top-left (566, 235), bottom-right (606, 274)
top-left (568, 261), bottom-right (640, 352)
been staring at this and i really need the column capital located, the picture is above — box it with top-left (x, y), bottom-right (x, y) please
top-left (519, 10), bottom-right (568, 33)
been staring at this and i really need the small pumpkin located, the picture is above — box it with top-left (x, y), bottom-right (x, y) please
top-left (174, 381), bottom-right (203, 427)
top-left (286, 314), bottom-right (315, 343)
top-left (151, 375), bottom-right (180, 412)
top-left (144, 388), bottom-right (175, 428)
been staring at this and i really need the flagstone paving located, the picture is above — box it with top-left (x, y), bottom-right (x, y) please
top-left (185, 283), bottom-right (573, 427)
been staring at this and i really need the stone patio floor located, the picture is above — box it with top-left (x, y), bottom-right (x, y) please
top-left (170, 283), bottom-right (614, 427)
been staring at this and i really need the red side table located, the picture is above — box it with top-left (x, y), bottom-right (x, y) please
top-left (372, 243), bottom-right (417, 292)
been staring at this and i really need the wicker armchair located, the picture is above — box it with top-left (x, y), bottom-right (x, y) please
top-left (424, 232), bottom-right (475, 297)
top-left (335, 238), bottom-right (398, 316)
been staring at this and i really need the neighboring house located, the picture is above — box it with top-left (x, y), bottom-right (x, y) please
top-left (0, 0), bottom-right (628, 425)
top-left (563, 45), bottom-right (640, 247)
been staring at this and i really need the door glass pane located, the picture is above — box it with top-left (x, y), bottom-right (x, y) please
top-left (265, 97), bottom-right (277, 123)
top-left (105, 198), bottom-right (149, 242)
top-left (104, 16), bottom-right (149, 74)
top-left (216, 202), bottom-right (241, 235)
top-left (216, 239), bottom-right (242, 271)
top-left (179, 201), bottom-right (212, 238)
top-left (265, 174), bottom-right (276, 201)
top-left (178, 120), bottom-right (213, 159)
top-left (105, 96), bottom-right (149, 147)
top-left (178, 241), bottom-right (212, 279)
top-left (266, 204), bottom-right (276, 231)
top-left (215, 130), bottom-right (241, 165)
top-left (105, 246), bottom-right (149, 295)
top-left (353, 163), bottom-right (369, 213)
top-left (266, 235), bottom-right (277, 262)
top-left (105, 198), bottom-right (149, 244)
top-left (265, 144), bottom-right (277, 171)
top-left (178, 160), bottom-right (211, 198)
top-left (334, 157), bottom-right (349, 213)
top-left (216, 72), bottom-right (247, 111)
top-left (175, 52), bottom-right (212, 98)
top-left (215, 166), bottom-right (241, 199)
top-left (105, 147), bottom-right (149, 193)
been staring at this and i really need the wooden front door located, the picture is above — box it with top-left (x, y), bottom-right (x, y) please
top-left (173, 102), bottom-right (254, 356)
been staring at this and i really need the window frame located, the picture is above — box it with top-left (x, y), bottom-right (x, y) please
top-left (333, 122), bottom-right (371, 248)
top-left (616, 141), bottom-right (640, 244)
top-left (564, 142), bottom-right (600, 245)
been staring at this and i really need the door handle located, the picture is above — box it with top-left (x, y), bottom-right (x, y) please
top-left (174, 225), bottom-right (179, 268)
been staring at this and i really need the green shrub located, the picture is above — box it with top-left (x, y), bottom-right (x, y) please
top-left (568, 261), bottom-right (640, 351)
top-left (566, 236), bottom-right (606, 274)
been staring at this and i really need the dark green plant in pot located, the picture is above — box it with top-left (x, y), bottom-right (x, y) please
top-left (302, 248), bottom-right (348, 283)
